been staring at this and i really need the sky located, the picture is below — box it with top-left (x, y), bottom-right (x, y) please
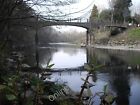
top-left (70, 0), bottom-right (140, 18)
top-left (32, 0), bottom-right (140, 31)
top-left (54, 0), bottom-right (140, 32)
top-left (79, 0), bottom-right (140, 10)
top-left (50, 0), bottom-right (140, 21)
top-left (33, 0), bottom-right (140, 20)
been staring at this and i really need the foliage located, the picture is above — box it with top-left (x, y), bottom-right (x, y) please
top-left (83, 55), bottom-right (116, 105)
top-left (0, 0), bottom-right (36, 48)
top-left (46, 58), bottom-right (55, 69)
top-left (99, 9), bottom-right (112, 22)
top-left (112, 0), bottom-right (132, 23)
top-left (59, 99), bottom-right (77, 105)
top-left (80, 74), bottom-right (116, 105)
top-left (100, 84), bottom-right (116, 105)
top-left (90, 4), bottom-right (99, 21)
top-left (132, 13), bottom-right (140, 24)
top-left (84, 56), bottom-right (104, 72)
top-left (0, 0), bottom-right (78, 48)
top-left (0, 58), bottom-right (60, 105)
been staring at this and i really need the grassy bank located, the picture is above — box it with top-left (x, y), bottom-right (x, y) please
top-left (128, 28), bottom-right (140, 40)
top-left (93, 27), bottom-right (140, 45)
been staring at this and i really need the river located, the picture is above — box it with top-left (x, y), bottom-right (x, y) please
top-left (24, 43), bottom-right (140, 105)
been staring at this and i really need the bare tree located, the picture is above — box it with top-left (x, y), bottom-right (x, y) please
top-left (108, 0), bottom-right (115, 25)
top-left (0, 0), bottom-right (78, 38)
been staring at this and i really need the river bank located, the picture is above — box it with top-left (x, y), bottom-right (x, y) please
top-left (89, 27), bottom-right (140, 51)
top-left (92, 44), bottom-right (140, 51)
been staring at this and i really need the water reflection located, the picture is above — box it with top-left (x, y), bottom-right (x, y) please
top-left (130, 74), bottom-right (140, 105)
top-left (39, 44), bottom-right (86, 69)
top-left (87, 48), bottom-right (140, 68)
top-left (23, 44), bottom-right (140, 105)
top-left (109, 68), bottom-right (130, 105)
top-left (51, 68), bottom-right (140, 105)
top-left (24, 44), bottom-right (140, 69)
top-left (86, 48), bottom-right (140, 105)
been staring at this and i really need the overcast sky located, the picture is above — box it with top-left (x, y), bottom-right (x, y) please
top-left (37, 0), bottom-right (140, 31)
top-left (33, 0), bottom-right (140, 19)
top-left (77, 0), bottom-right (140, 10)
top-left (69, 0), bottom-right (140, 18)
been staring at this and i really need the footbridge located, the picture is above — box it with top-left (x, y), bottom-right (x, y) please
top-left (105, 25), bottom-right (128, 29)
top-left (40, 19), bottom-right (90, 29)
top-left (23, 18), bottom-right (93, 45)
top-left (17, 16), bottom-right (128, 45)
top-left (39, 19), bottom-right (92, 45)
top-left (14, 17), bottom-right (93, 45)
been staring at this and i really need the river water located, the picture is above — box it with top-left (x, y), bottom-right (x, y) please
top-left (26, 43), bottom-right (140, 105)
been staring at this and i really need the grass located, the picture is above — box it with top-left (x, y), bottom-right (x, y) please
top-left (128, 28), bottom-right (140, 39)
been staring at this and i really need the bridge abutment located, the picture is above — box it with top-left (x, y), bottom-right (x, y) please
top-left (86, 29), bottom-right (94, 45)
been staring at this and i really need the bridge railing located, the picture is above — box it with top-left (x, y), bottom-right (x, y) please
top-left (66, 18), bottom-right (89, 23)
top-left (46, 18), bottom-right (89, 23)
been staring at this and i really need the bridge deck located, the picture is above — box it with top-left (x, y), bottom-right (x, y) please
top-left (105, 25), bottom-right (127, 29)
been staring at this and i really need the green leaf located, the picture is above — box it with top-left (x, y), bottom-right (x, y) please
top-left (30, 77), bottom-right (40, 86)
top-left (95, 65), bottom-right (104, 70)
top-left (47, 64), bottom-right (54, 69)
top-left (26, 98), bottom-right (34, 105)
top-left (84, 63), bottom-right (91, 70)
top-left (6, 94), bottom-right (16, 101)
top-left (47, 58), bottom-right (51, 66)
top-left (8, 82), bottom-right (13, 86)
top-left (5, 87), bottom-right (16, 94)
top-left (87, 84), bottom-right (93, 96)
top-left (105, 95), bottom-right (114, 103)
top-left (0, 85), bottom-right (6, 90)
top-left (103, 84), bottom-right (108, 94)
top-left (81, 78), bottom-right (90, 84)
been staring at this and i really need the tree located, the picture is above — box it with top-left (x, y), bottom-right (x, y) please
top-left (90, 4), bottom-right (99, 21)
top-left (112, 0), bottom-right (132, 23)
top-left (108, 0), bottom-right (115, 24)
top-left (0, 0), bottom-right (36, 49)
top-left (100, 9), bottom-right (112, 22)
top-left (0, 0), bottom-right (78, 48)
top-left (132, 13), bottom-right (140, 24)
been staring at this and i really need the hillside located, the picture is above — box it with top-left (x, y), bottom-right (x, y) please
top-left (94, 28), bottom-right (140, 46)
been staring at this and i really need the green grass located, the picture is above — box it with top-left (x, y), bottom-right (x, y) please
top-left (128, 28), bottom-right (140, 39)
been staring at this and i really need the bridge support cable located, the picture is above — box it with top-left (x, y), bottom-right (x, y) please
top-left (38, 0), bottom-right (95, 19)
